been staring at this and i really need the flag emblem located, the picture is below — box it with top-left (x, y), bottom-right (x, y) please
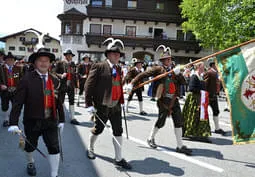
top-left (241, 70), bottom-right (255, 111)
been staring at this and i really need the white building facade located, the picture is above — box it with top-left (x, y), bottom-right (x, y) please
top-left (58, 0), bottom-right (211, 64)
top-left (0, 28), bottom-right (61, 60)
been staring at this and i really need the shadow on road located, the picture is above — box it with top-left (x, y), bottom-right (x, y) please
top-left (129, 157), bottom-right (184, 176)
top-left (78, 121), bottom-right (94, 128)
top-left (211, 136), bottom-right (233, 145)
top-left (223, 158), bottom-right (255, 168)
top-left (183, 136), bottom-right (233, 146)
top-left (96, 154), bottom-right (185, 176)
top-left (190, 148), bottom-right (224, 159)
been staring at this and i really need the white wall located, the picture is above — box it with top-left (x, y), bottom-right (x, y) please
top-left (60, 7), bottom-right (213, 63)
top-left (5, 33), bottom-right (61, 61)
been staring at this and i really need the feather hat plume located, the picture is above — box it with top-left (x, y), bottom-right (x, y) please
top-left (156, 45), bottom-right (172, 60)
top-left (103, 37), bottom-right (125, 57)
top-left (25, 30), bottom-right (55, 63)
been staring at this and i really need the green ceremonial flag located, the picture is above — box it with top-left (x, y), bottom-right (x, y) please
top-left (215, 41), bottom-right (255, 144)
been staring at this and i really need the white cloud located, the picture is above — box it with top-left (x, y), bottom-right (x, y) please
top-left (0, 0), bottom-right (63, 39)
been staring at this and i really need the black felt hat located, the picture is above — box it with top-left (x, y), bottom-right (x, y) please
top-left (28, 48), bottom-right (55, 63)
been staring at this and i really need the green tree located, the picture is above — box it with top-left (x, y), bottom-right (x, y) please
top-left (180, 0), bottom-right (255, 50)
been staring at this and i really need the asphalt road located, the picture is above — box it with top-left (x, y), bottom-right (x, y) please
top-left (1, 91), bottom-right (255, 177)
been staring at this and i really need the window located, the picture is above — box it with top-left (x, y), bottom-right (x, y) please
top-left (154, 28), bottom-right (163, 38)
top-left (31, 38), bottom-right (38, 43)
top-left (156, 2), bottom-right (164, 10)
top-left (126, 26), bottom-right (136, 36)
top-left (19, 37), bottom-right (25, 42)
top-left (76, 23), bottom-right (81, 34)
top-left (65, 23), bottom-right (71, 34)
top-left (177, 30), bottom-right (185, 41)
top-left (128, 0), bottom-right (137, 9)
top-left (105, 0), bottom-right (112, 7)
top-left (91, 0), bottom-right (102, 7)
top-left (9, 46), bottom-right (15, 51)
top-left (90, 24), bottom-right (101, 34)
top-left (27, 47), bottom-right (34, 52)
top-left (186, 31), bottom-right (196, 41)
top-left (19, 46), bottom-right (26, 51)
top-left (52, 48), bottom-right (58, 53)
top-left (103, 25), bottom-right (112, 35)
top-left (45, 38), bottom-right (51, 43)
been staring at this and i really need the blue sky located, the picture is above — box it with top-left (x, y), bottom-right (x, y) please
top-left (0, 0), bottom-right (63, 39)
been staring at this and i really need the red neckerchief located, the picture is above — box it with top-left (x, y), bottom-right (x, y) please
top-left (44, 76), bottom-right (57, 118)
top-left (67, 64), bottom-right (72, 80)
top-left (5, 66), bottom-right (15, 87)
top-left (111, 66), bottom-right (124, 104)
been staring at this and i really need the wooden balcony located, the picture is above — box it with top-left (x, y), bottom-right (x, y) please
top-left (87, 6), bottom-right (183, 25)
top-left (85, 33), bottom-right (202, 53)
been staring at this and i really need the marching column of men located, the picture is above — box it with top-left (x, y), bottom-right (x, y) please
top-left (8, 48), bottom-right (65, 177)
top-left (53, 49), bottom-right (80, 125)
top-left (77, 54), bottom-right (91, 107)
top-left (0, 38), bottom-right (231, 176)
top-left (127, 47), bottom-right (192, 155)
top-left (84, 39), bottom-right (132, 169)
top-left (204, 59), bottom-right (226, 135)
top-left (124, 58), bottom-right (147, 115)
top-left (0, 52), bottom-right (23, 127)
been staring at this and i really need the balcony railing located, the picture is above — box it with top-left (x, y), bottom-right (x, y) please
top-left (85, 33), bottom-right (201, 53)
top-left (87, 6), bottom-right (183, 24)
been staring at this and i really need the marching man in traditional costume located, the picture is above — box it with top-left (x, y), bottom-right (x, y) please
top-left (127, 45), bottom-right (192, 155)
top-left (124, 58), bottom-right (147, 115)
top-left (54, 49), bottom-right (79, 125)
top-left (8, 48), bottom-right (65, 177)
top-left (0, 52), bottom-right (23, 127)
top-left (77, 54), bottom-right (91, 106)
top-left (204, 58), bottom-right (226, 135)
top-left (84, 38), bottom-right (132, 169)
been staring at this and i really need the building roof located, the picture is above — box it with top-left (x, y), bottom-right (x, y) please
top-left (0, 28), bottom-right (60, 43)
top-left (57, 8), bottom-right (87, 20)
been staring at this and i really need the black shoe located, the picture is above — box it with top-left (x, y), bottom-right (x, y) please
top-left (150, 98), bottom-right (156, 101)
top-left (87, 149), bottom-right (96, 159)
top-left (70, 119), bottom-right (80, 125)
top-left (176, 146), bottom-right (192, 155)
top-left (140, 111), bottom-right (147, 115)
top-left (224, 108), bottom-right (230, 112)
top-left (114, 159), bottom-right (132, 170)
top-left (215, 129), bottom-right (226, 136)
top-left (147, 139), bottom-right (157, 149)
top-left (27, 163), bottom-right (36, 176)
top-left (2, 120), bottom-right (9, 127)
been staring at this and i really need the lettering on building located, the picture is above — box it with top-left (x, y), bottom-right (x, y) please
top-left (65, 0), bottom-right (87, 4)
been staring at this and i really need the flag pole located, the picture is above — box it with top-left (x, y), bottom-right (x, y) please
top-left (132, 38), bottom-right (255, 91)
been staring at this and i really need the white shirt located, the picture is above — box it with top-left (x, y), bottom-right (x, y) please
top-left (107, 59), bottom-right (116, 68)
top-left (36, 69), bottom-right (48, 82)
top-left (5, 64), bottom-right (13, 71)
